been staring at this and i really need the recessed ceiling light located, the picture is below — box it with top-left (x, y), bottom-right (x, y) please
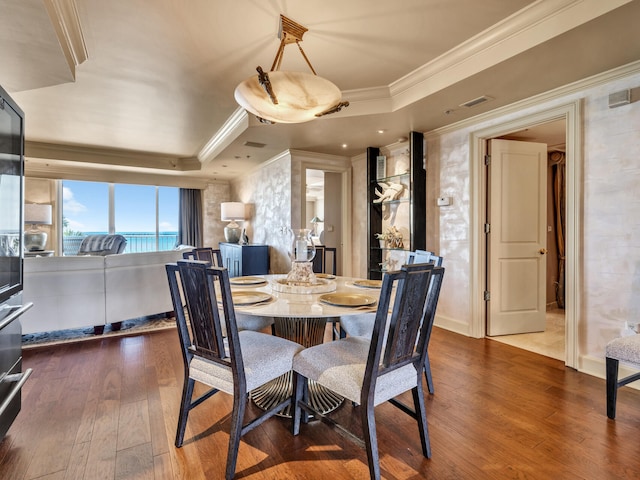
top-left (342, 143), bottom-right (348, 148)
top-left (377, 129), bottom-right (385, 134)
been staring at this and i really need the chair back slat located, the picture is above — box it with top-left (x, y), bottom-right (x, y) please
top-left (182, 247), bottom-right (223, 267)
top-left (382, 263), bottom-right (433, 368)
top-left (408, 249), bottom-right (444, 267)
top-left (416, 266), bottom-right (445, 356)
top-left (407, 250), bottom-right (433, 264)
top-left (166, 263), bottom-right (193, 367)
top-left (179, 260), bottom-right (227, 361)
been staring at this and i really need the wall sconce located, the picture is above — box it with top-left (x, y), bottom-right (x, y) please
top-left (221, 202), bottom-right (245, 243)
top-left (24, 203), bottom-right (52, 251)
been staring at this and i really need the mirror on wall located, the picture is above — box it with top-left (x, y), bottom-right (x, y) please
top-left (306, 169), bottom-right (325, 244)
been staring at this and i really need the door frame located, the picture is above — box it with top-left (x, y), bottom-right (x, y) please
top-left (299, 157), bottom-right (353, 277)
top-left (469, 100), bottom-right (582, 368)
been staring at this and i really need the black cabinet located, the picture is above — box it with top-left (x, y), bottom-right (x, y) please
top-left (312, 245), bottom-right (337, 275)
top-left (367, 131), bottom-right (425, 279)
top-left (219, 243), bottom-right (269, 278)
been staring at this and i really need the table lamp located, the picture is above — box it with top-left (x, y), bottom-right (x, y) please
top-left (221, 202), bottom-right (245, 243)
top-left (310, 216), bottom-right (323, 236)
top-left (24, 203), bottom-right (52, 251)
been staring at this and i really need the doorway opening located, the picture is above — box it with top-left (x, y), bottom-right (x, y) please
top-left (488, 120), bottom-right (567, 361)
top-left (469, 100), bottom-right (582, 369)
top-left (301, 162), bottom-right (352, 277)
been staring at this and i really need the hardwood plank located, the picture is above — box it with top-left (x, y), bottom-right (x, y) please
top-left (117, 399), bottom-right (151, 451)
top-left (2, 327), bottom-right (638, 479)
top-left (62, 441), bottom-right (90, 480)
top-left (114, 442), bottom-right (154, 480)
top-left (144, 364), bottom-right (171, 458)
top-left (152, 452), bottom-right (173, 479)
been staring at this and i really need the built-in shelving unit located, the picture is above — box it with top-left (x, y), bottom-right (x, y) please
top-left (367, 131), bottom-right (425, 279)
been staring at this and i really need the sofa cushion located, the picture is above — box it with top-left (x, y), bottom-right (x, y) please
top-left (78, 234), bottom-right (127, 255)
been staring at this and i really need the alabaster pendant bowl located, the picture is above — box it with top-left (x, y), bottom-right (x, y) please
top-left (234, 71), bottom-right (342, 124)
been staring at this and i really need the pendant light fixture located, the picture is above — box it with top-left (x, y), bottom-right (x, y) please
top-left (234, 14), bottom-right (349, 124)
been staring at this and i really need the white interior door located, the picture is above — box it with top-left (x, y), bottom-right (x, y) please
top-left (487, 139), bottom-right (548, 336)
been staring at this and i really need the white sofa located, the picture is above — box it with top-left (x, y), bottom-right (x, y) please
top-left (21, 249), bottom-right (187, 335)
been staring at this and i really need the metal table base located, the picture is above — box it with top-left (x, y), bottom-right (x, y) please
top-left (250, 316), bottom-right (344, 417)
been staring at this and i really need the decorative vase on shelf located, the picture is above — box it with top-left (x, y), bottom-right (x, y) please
top-left (286, 228), bottom-right (316, 284)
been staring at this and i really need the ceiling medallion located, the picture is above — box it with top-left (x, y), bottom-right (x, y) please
top-left (234, 14), bottom-right (349, 124)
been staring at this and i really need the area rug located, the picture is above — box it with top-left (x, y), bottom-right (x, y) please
top-left (21, 314), bottom-right (177, 349)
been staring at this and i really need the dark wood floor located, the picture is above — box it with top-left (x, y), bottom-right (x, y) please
top-left (2, 326), bottom-right (639, 479)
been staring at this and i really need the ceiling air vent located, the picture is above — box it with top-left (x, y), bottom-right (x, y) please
top-left (459, 95), bottom-right (492, 108)
top-left (243, 141), bottom-right (266, 148)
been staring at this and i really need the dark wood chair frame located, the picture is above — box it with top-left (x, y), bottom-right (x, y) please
top-left (606, 355), bottom-right (640, 419)
top-left (293, 263), bottom-right (445, 480)
top-left (166, 260), bottom-right (292, 479)
top-left (182, 247), bottom-right (223, 266)
top-left (407, 251), bottom-right (444, 394)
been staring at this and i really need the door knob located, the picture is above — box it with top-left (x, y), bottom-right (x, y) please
top-left (539, 248), bottom-right (548, 255)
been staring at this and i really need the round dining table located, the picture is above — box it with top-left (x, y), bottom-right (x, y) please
top-left (229, 273), bottom-right (383, 416)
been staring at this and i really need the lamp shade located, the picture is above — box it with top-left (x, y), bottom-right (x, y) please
top-left (234, 71), bottom-right (342, 124)
top-left (221, 202), bottom-right (245, 221)
top-left (25, 204), bottom-right (52, 225)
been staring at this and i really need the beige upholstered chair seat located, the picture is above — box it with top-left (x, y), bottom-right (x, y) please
top-left (293, 336), bottom-right (418, 406)
top-left (606, 335), bottom-right (640, 365)
top-left (190, 330), bottom-right (303, 394)
top-left (605, 334), bottom-right (640, 419)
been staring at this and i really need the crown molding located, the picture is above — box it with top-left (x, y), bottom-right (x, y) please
top-left (43, 0), bottom-right (88, 77)
top-left (198, 108), bottom-right (250, 166)
top-left (25, 141), bottom-right (200, 172)
top-left (214, 1), bottom-right (634, 159)
top-left (424, 59), bottom-right (640, 139)
top-left (340, 0), bottom-right (634, 115)
top-left (25, 158), bottom-right (210, 188)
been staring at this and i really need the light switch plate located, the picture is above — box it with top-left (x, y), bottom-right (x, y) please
top-left (437, 197), bottom-right (451, 206)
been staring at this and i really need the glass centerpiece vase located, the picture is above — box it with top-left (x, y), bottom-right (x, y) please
top-left (286, 228), bottom-right (317, 285)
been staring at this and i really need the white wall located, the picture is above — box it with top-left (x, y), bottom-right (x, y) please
top-left (423, 64), bottom-right (640, 375)
top-left (230, 151), bottom-right (293, 274)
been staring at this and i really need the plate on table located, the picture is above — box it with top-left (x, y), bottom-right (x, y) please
top-left (318, 293), bottom-right (377, 307)
top-left (229, 276), bottom-right (267, 286)
top-left (353, 279), bottom-right (383, 289)
top-left (315, 273), bottom-right (336, 280)
top-left (228, 291), bottom-right (273, 306)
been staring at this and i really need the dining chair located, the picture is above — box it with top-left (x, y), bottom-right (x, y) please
top-left (407, 249), bottom-right (443, 267)
top-left (182, 248), bottom-right (273, 332)
top-left (605, 334), bottom-right (640, 419)
top-left (292, 263), bottom-right (444, 480)
top-left (165, 260), bottom-right (304, 480)
top-left (182, 247), bottom-right (223, 266)
top-left (340, 258), bottom-right (445, 395)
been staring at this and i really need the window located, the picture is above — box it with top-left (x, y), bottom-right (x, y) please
top-left (62, 180), bottom-right (178, 255)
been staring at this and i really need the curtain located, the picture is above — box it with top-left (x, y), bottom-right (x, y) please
top-left (177, 188), bottom-right (202, 247)
top-left (550, 151), bottom-right (566, 308)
